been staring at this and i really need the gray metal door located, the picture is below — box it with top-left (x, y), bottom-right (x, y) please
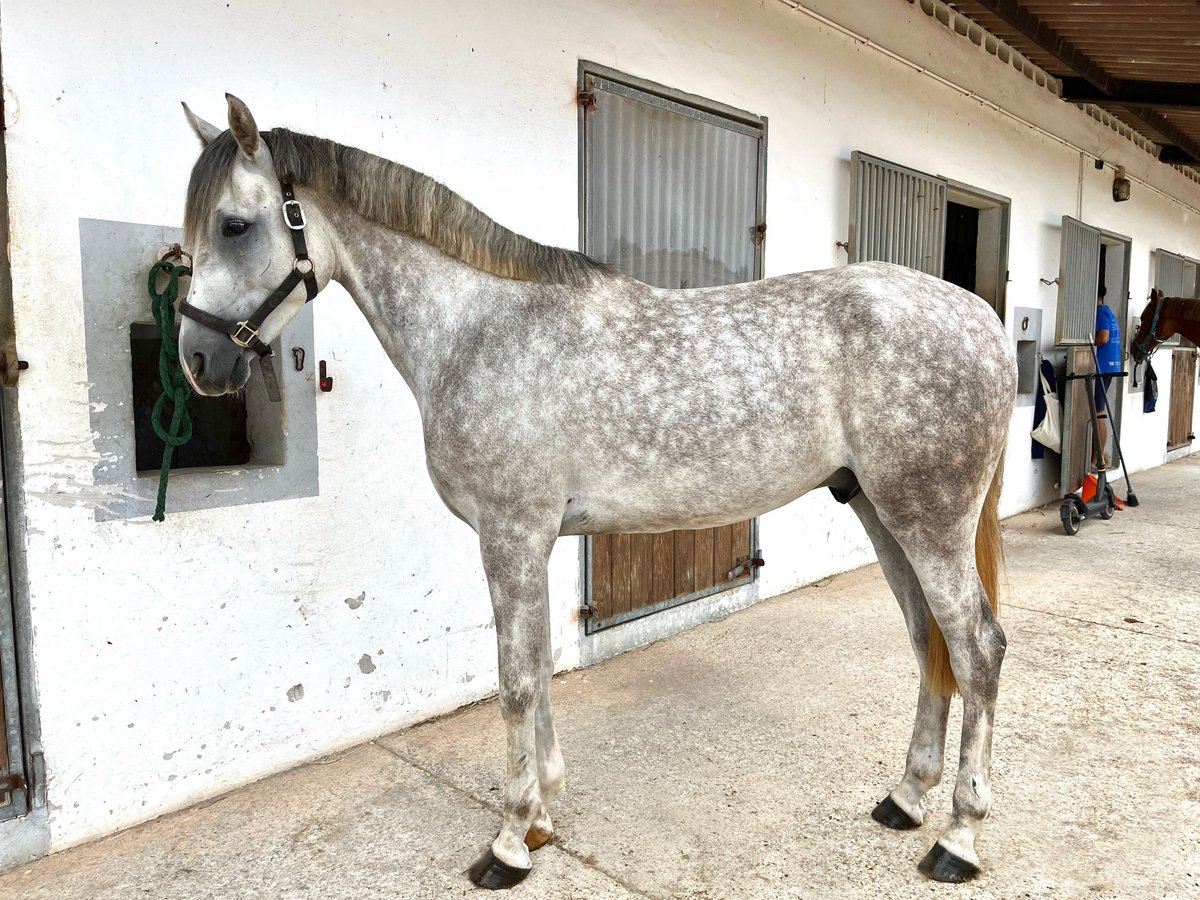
top-left (848, 152), bottom-right (947, 276)
top-left (0, 411), bottom-right (27, 820)
top-left (582, 70), bottom-right (765, 287)
top-left (1056, 217), bottom-right (1101, 346)
top-left (1056, 217), bottom-right (1103, 501)
top-left (1155, 249), bottom-right (1188, 348)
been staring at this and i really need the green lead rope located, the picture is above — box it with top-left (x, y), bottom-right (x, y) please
top-left (147, 259), bottom-right (194, 522)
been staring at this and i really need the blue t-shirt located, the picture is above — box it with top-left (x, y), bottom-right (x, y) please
top-left (1096, 304), bottom-right (1121, 372)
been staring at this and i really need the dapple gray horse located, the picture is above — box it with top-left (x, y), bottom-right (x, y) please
top-left (177, 95), bottom-right (1015, 888)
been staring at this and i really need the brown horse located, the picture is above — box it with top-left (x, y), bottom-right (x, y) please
top-left (1130, 289), bottom-right (1200, 362)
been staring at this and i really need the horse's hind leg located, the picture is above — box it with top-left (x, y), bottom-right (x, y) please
top-left (468, 514), bottom-right (561, 889)
top-left (847, 492), bottom-right (950, 830)
top-left (878, 509), bottom-right (1006, 883)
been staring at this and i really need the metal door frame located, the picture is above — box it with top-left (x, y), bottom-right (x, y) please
top-left (576, 61), bottom-right (767, 634)
top-left (0, 28), bottom-right (41, 830)
top-left (0, 406), bottom-right (30, 821)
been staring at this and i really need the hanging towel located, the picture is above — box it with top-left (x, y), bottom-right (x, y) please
top-left (1144, 359), bottom-right (1158, 413)
top-left (1031, 358), bottom-right (1058, 459)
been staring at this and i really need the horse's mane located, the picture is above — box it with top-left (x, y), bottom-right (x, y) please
top-left (184, 128), bottom-right (610, 287)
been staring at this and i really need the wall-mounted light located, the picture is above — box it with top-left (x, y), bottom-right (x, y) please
top-left (1112, 166), bottom-right (1131, 202)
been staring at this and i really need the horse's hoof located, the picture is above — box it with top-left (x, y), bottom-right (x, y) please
top-left (917, 841), bottom-right (981, 883)
top-left (468, 849), bottom-right (532, 890)
top-left (871, 795), bottom-right (921, 830)
top-left (524, 825), bottom-right (553, 851)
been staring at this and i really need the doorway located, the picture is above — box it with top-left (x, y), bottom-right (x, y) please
top-left (578, 63), bottom-right (766, 632)
top-left (847, 153), bottom-right (1010, 319)
top-left (1156, 250), bottom-right (1198, 452)
top-left (943, 184), bottom-right (1010, 319)
top-left (1055, 217), bottom-right (1131, 495)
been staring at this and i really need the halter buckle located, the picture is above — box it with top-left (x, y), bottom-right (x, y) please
top-left (230, 321), bottom-right (260, 349)
top-left (282, 199), bottom-right (307, 230)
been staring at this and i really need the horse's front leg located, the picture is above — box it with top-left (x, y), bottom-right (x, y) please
top-left (468, 515), bottom-right (560, 890)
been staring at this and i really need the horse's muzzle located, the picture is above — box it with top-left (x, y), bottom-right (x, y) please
top-left (182, 344), bottom-right (252, 396)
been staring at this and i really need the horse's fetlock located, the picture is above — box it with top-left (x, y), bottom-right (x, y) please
top-left (954, 777), bottom-right (992, 822)
top-left (912, 761), bottom-right (943, 790)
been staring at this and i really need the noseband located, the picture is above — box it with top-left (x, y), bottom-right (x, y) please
top-left (1132, 292), bottom-right (1166, 362)
top-left (177, 180), bottom-right (318, 400)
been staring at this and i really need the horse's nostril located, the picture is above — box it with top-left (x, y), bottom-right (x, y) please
top-left (191, 352), bottom-right (206, 378)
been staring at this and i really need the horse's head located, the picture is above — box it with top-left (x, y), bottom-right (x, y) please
top-left (1130, 288), bottom-right (1169, 364)
top-left (178, 95), bottom-right (332, 395)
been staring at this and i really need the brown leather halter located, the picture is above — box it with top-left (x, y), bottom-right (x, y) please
top-left (177, 180), bottom-right (318, 399)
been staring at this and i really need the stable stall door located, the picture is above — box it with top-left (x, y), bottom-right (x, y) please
top-left (580, 66), bottom-right (765, 631)
top-left (1168, 348), bottom-right (1197, 450)
top-left (1159, 251), bottom-right (1198, 451)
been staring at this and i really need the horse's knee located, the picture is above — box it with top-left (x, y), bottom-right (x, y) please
top-left (498, 673), bottom-right (539, 722)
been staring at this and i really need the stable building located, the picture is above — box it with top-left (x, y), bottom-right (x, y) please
top-left (0, 0), bottom-right (1198, 867)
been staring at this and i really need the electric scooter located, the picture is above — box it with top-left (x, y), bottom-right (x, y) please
top-left (1058, 348), bottom-right (1135, 535)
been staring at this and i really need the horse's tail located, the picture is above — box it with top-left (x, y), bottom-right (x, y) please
top-left (926, 453), bottom-right (1005, 697)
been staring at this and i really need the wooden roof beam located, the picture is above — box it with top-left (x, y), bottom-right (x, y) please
top-left (1157, 145), bottom-right (1199, 166)
top-left (1062, 77), bottom-right (1200, 111)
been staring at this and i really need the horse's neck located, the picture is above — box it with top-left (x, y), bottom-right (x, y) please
top-left (1166, 297), bottom-right (1200, 345)
top-left (325, 206), bottom-right (511, 395)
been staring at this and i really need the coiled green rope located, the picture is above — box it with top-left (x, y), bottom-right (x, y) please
top-left (146, 259), bottom-right (194, 521)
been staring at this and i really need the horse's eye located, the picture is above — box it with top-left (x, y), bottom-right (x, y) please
top-left (221, 219), bottom-right (249, 238)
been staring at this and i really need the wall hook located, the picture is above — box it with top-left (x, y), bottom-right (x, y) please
top-left (291, 347), bottom-right (305, 372)
top-left (319, 359), bottom-right (334, 392)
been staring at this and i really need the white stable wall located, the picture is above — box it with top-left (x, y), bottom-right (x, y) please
top-left (2, 0), bottom-right (1198, 854)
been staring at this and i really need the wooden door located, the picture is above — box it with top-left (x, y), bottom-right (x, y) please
top-left (590, 523), bottom-right (754, 629)
top-left (1060, 346), bottom-right (1098, 495)
top-left (580, 65), bottom-right (765, 631)
top-left (1168, 346), bottom-right (1197, 450)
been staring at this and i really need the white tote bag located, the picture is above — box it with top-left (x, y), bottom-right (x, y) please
top-left (1030, 368), bottom-right (1061, 454)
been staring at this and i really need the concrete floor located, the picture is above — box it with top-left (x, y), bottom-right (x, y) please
top-left (3, 458), bottom-right (1199, 899)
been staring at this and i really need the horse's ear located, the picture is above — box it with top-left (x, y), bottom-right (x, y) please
top-left (225, 93), bottom-right (261, 160)
top-left (1151, 288), bottom-right (1163, 302)
top-left (181, 102), bottom-right (222, 147)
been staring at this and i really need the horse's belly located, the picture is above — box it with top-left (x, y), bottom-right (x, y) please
top-left (559, 448), bottom-right (837, 535)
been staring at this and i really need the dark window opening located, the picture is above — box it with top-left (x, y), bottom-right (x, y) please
top-left (943, 201), bottom-right (979, 293)
top-left (130, 323), bottom-right (252, 473)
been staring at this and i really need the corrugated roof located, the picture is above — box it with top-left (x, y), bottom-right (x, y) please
top-left (943, 0), bottom-right (1200, 166)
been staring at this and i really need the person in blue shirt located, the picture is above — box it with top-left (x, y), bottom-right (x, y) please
top-left (1094, 285), bottom-right (1122, 465)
